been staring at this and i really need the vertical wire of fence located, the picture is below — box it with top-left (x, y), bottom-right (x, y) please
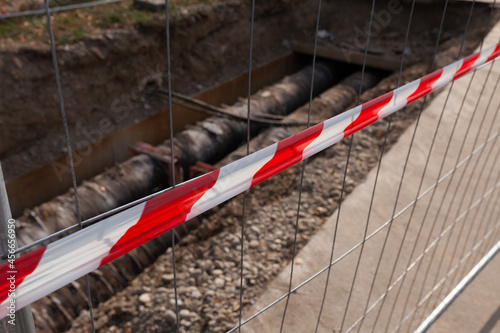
top-left (44, 0), bottom-right (96, 331)
top-left (280, 1), bottom-right (323, 332)
top-left (163, 0), bottom-right (181, 331)
top-left (238, 1), bottom-right (256, 332)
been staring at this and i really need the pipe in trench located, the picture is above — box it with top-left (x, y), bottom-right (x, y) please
top-left (61, 69), bottom-right (383, 333)
top-left (217, 70), bottom-right (383, 167)
top-left (16, 62), bottom-right (342, 249)
top-left (16, 62), bottom-right (351, 332)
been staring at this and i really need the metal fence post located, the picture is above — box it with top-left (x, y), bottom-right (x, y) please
top-left (0, 164), bottom-right (36, 333)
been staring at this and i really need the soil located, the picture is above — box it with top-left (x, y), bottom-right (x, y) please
top-left (0, 0), bottom-right (294, 180)
top-left (0, 0), bottom-right (492, 182)
top-left (0, 0), bottom-right (496, 332)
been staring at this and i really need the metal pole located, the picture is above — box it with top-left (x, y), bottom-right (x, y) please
top-left (415, 237), bottom-right (500, 333)
top-left (0, 164), bottom-right (36, 333)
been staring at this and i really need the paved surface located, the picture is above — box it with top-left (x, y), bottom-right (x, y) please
top-left (429, 253), bottom-right (500, 333)
top-left (240, 19), bottom-right (500, 333)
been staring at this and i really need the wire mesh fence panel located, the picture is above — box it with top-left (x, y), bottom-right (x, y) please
top-left (0, 0), bottom-right (499, 332)
top-left (235, 61), bottom-right (500, 333)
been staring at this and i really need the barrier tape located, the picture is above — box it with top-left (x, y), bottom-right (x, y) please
top-left (1, 43), bottom-right (499, 318)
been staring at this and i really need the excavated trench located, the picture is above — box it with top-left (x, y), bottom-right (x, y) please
top-left (1, 0), bottom-right (496, 332)
top-left (20, 53), bottom-right (475, 333)
top-left (25, 57), bottom-right (383, 333)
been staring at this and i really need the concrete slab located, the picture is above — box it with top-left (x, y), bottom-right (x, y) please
top-left (240, 18), bottom-right (500, 333)
top-left (429, 253), bottom-right (500, 333)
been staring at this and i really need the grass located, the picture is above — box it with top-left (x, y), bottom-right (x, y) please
top-left (0, 0), bottom-right (217, 44)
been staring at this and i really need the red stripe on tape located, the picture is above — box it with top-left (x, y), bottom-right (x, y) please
top-left (407, 69), bottom-right (443, 104)
top-left (251, 124), bottom-right (324, 187)
top-left (343, 92), bottom-right (394, 138)
top-left (453, 53), bottom-right (480, 80)
top-left (487, 44), bottom-right (500, 62)
top-left (100, 170), bottom-right (220, 266)
top-left (0, 246), bottom-right (46, 304)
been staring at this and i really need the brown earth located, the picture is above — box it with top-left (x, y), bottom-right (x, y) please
top-left (0, 0), bottom-right (492, 182)
top-left (0, 0), bottom-right (294, 180)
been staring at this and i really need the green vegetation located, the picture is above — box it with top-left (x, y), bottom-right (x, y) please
top-left (0, 0), bottom-right (214, 44)
top-left (73, 27), bottom-right (83, 39)
top-left (0, 18), bottom-right (19, 38)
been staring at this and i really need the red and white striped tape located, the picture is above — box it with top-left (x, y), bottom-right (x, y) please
top-left (1, 43), bottom-right (499, 318)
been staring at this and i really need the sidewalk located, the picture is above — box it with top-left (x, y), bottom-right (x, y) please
top-left (240, 18), bottom-right (500, 333)
top-left (429, 253), bottom-right (500, 333)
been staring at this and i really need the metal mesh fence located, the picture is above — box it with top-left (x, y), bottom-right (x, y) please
top-left (0, 0), bottom-right (499, 332)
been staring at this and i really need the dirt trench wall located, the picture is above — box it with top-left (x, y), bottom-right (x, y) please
top-left (0, 0), bottom-right (306, 180)
top-left (17, 61), bottom-right (342, 333)
top-left (1, 0), bottom-right (493, 183)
